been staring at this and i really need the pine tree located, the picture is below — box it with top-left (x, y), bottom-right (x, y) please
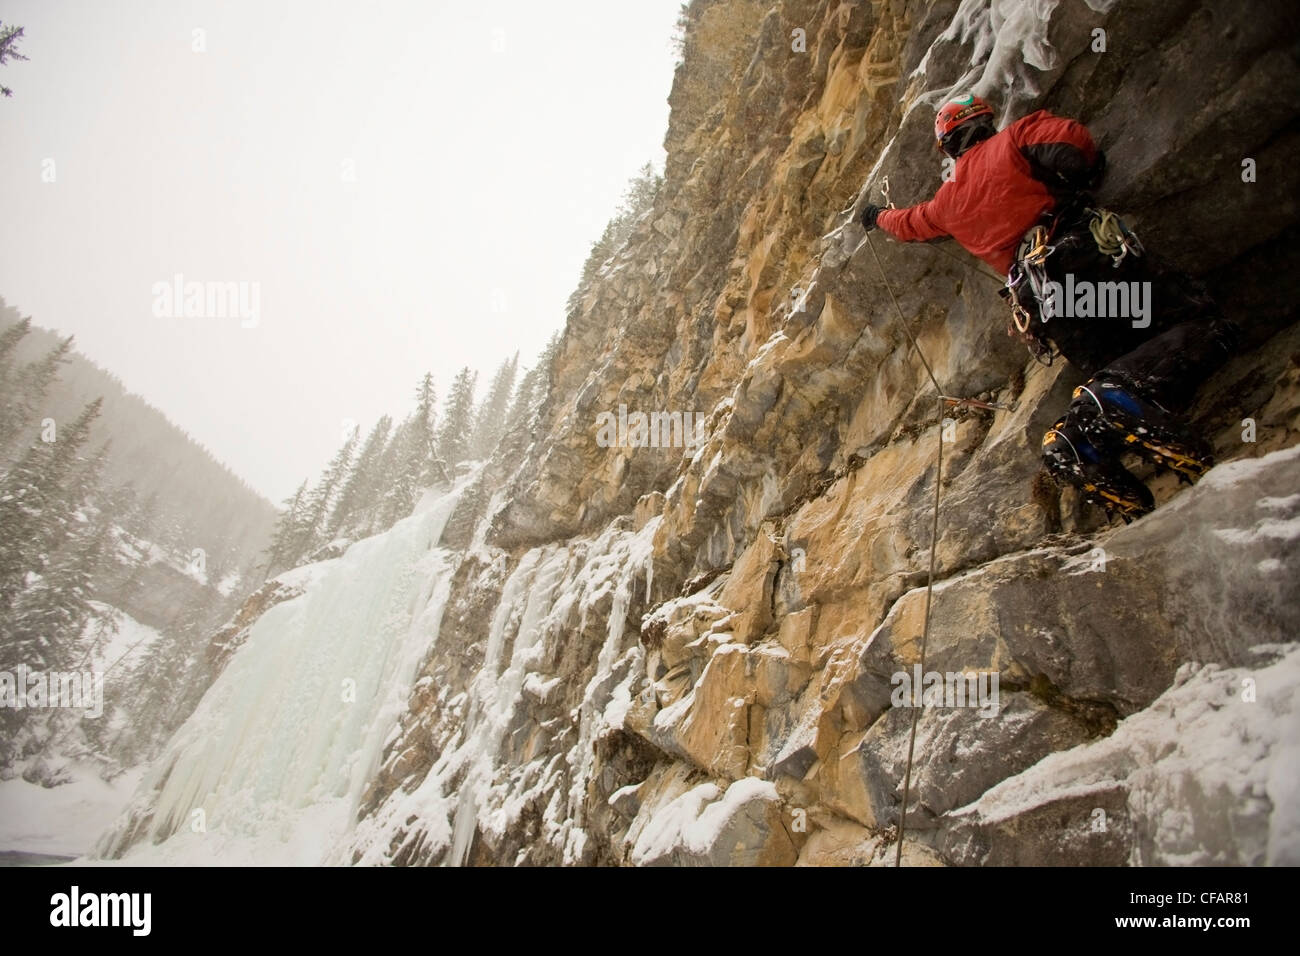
top-left (374, 373), bottom-right (446, 529)
top-left (0, 400), bottom-right (107, 686)
top-left (327, 415), bottom-right (391, 538)
top-left (362, 420), bottom-right (408, 534)
top-left (622, 162), bottom-right (662, 217)
top-left (0, 316), bottom-right (31, 381)
top-left (64, 440), bottom-right (111, 524)
top-left (378, 404), bottom-right (440, 529)
top-left (498, 367), bottom-right (540, 463)
top-left (0, 334), bottom-right (72, 460)
top-left (301, 426), bottom-right (359, 553)
top-left (470, 354), bottom-right (518, 460)
top-left (0, 398), bottom-right (102, 612)
top-left (14, 335), bottom-right (73, 409)
top-left (0, 21), bottom-right (27, 99)
top-left (127, 490), bottom-right (161, 544)
top-left (261, 480), bottom-right (310, 578)
top-left (497, 335), bottom-right (560, 467)
top-left (437, 367), bottom-right (478, 470)
top-left (98, 481), bottom-right (147, 610)
top-left (6, 508), bottom-right (108, 673)
top-left (566, 165), bottom-right (661, 315)
top-left (407, 373), bottom-right (444, 486)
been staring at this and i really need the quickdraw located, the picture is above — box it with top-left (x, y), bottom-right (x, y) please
top-left (1021, 223), bottom-right (1055, 268)
top-left (1003, 261), bottom-right (1057, 366)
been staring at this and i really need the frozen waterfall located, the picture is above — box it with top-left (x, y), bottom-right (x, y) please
top-left (92, 478), bottom-right (473, 865)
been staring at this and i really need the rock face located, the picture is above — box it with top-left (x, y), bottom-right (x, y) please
top-left (205, 577), bottom-right (306, 674)
top-left (941, 642), bottom-right (1300, 867)
top-left (324, 0), bottom-right (1300, 865)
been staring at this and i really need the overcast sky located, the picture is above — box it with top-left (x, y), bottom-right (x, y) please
top-left (0, 0), bottom-right (682, 502)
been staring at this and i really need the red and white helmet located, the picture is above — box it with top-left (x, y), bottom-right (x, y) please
top-left (934, 93), bottom-right (995, 149)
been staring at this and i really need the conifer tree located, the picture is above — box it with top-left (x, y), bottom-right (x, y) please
top-left (497, 336), bottom-right (560, 466)
top-left (407, 373), bottom-right (446, 486)
top-left (0, 316), bottom-right (31, 379)
top-left (437, 367), bottom-right (478, 470)
top-left (470, 354), bottom-right (518, 460)
top-left (301, 426), bottom-right (359, 552)
top-left (261, 479), bottom-right (310, 578)
top-left (0, 398), bottom-right (102, 611)
top-left (0, 334), bottom-right (72, 459)
top-left (6, 508), bottom-right (109, 672)
top-left (327, 415), bottom-right (391, 538)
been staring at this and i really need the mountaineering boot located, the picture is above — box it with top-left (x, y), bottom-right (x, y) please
top-left (1068, 374), bottom-right (1214, 483)
top-left (1042, 417), bottom-right (1154, 521)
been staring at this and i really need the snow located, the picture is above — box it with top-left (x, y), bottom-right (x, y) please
top-left (470, 487), bottom-right (509, 559)
top-left (82, 604), bottom-right (162, 676)
top-left (1198, 443), bottom-right (1300, 492)
top-left (630, 782), bottom-right (721, 864)
top-left (904, 0), bottom-right (1120, 132)
top-left (630, 776), bottom-right (781, 865)
top-left (269, 554), bottom-right (341, 593)
top-left (345, 514), bottom-right (663, 866)
top-left (88, 474), bottom-right (477, 865)
top-left (936, 0), bottom-right (1060, 118)
top-left (1213, 515), bottom-right (1300, 546)
top-left (600, 651), bottom-right (641, 731)
top-left (0, 765), bottom-right (144, 857)
top-left (652, 692), bottom-right (694, 732)
top-left (952, 644), bottom-right (1300, 865)
top-left (0, 602), bottom-right (161, 835)
top-left (447, 542), bottom-right (572, 866)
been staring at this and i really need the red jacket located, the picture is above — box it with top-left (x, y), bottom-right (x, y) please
top-left (876, 110), bottom-right (1101, 274)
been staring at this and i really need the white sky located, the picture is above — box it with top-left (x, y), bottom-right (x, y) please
top-left (0, 0), bottom-right (683, 502)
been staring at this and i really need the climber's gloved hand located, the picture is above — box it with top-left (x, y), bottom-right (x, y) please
top-left (859, 204), bottom-right (882, 231)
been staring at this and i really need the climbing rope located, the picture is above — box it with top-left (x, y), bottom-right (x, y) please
top-left (864, 232), bottom-right (944, 868)
top-left (866, 234), bottom-right (943, 396)
top-left (1088, 208), bottom-right (1125, 257)
top-left (1088, 208), bottom-right (1144, 266)
top-left (927, 240), bottom-right (1007, 286)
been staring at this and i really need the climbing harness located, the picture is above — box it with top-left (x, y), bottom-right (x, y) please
top-left (1002, 205), bottom-right (1143, 365)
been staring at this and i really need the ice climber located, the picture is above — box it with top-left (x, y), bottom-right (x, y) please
top-left (858, 93), bottom-right (1240, 520)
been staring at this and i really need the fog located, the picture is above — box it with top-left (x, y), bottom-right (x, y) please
top-left (0, 0), bottom-right (682, 501)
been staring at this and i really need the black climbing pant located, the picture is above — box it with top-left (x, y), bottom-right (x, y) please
top-left (1029, 224), bottom-right (1240, 503)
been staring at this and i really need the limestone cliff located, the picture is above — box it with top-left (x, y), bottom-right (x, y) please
top-left (297, 1), bottom-right (1300, 865)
